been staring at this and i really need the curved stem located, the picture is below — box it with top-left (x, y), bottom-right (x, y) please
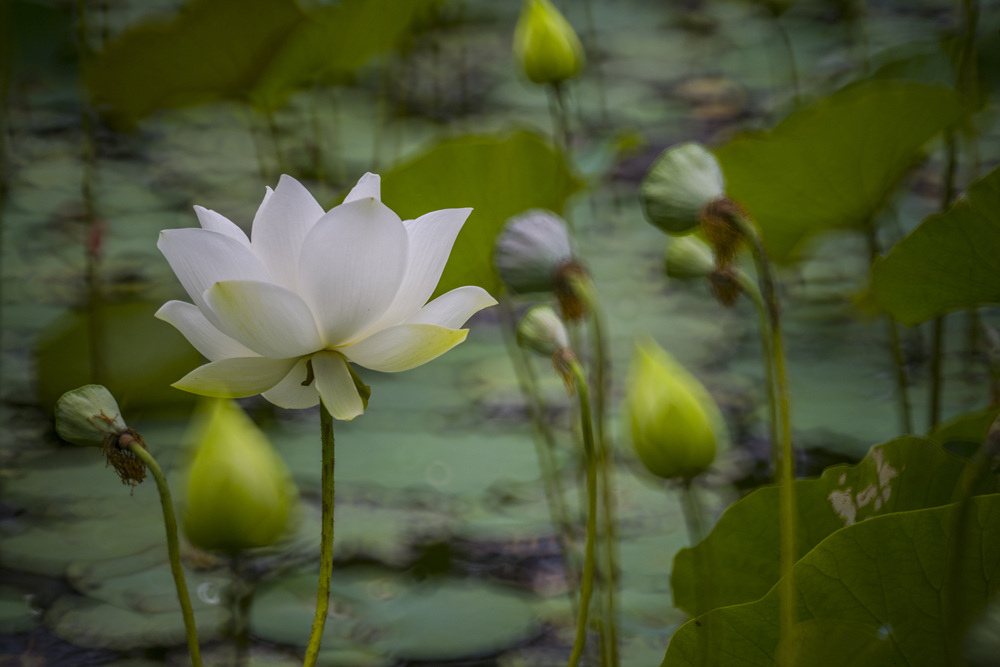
top-left (566, 360), bottom-right (598, 667)
top-left (574, 276), bottom-right (620, 667)
top-left (864, 225), bottom-right (913, 433)
top-left (733, 217), bottom-right (796, 663)
top-left (125, 444), bottom-right (202, 667)
top-left (303, 404), bottom-right (336, 667)
top-left (499, 297), bottom-right (581, 608)
top-left (736, 272), bottom-right (780, 474)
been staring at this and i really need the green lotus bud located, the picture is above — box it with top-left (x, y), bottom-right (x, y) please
top-left (184, 400), bottom-right (295, 553)
top-left (55, 384), bottom-right (129, 448)
top-left (641, 142), bottom-right (726, 235)
top-left (517, 305), bottom-right (570, 358)
top-left (665, 236), bottom-right (716, 280)
top-left (495, 209), bottom-right (574, 295)
top-left (624, 339), bottom-right (724, 481)
top-left (513, 0), bottom-right (585, 85)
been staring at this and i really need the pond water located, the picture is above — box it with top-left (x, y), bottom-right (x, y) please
top-left (2, 0), bottom-right (999, 665)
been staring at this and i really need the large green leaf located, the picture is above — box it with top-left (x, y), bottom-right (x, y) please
top-left (250, 0), bottom-right (445, 110)
top-left (662, 494), bottom-right (1000, 666)
top-left (85, 0), bottom-right (440, 126)
top-left (714, 81), bottom-right (964, 262)
top-left (871, 164), bottom-right (1000, 326)
top-left (85, 0), bottom-right (304, 129)
top-left (671, 437), bottom-right (997, 617)
top-left (380, 131), bottom-right (584, 298)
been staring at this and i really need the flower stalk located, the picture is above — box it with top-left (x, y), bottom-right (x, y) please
top-left (565, 357), bottom-right (598, 667)
top-left (303, 403), bottom-right (336, 667)
top-left (125, 438), bottom-right (203, 667)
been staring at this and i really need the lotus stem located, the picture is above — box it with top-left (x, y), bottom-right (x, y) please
top-left (228, 555), bottom-right (253, 667)
top-left (570, 274), bottom-right (620, 667)
top-left (499, 297), bottom-right (581, 610)
top-left (124, 442), bottom-right (203, 667)
top-left (733, 215), bottom-right (796, 663)
top-left (735, 272), bottom-right (780, 475)
top-left (303, 404), bottom-right (336, 667)
top-left (566, 358), bottom-right (598, 667)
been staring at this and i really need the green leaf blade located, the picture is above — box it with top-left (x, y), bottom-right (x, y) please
top-left (872, 164), bottom-right (1000, 326)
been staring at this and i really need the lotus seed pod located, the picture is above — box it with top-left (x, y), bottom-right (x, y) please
top-left (184, 400), bottom-right (295, 553)
top-left (640, 143), bottom-right (726, 235)
top-left (513, 0), bottom-right (585, 85)
top-left (624, 339), bottom-right (724, 481)
top-left (665, 236), bottom-right (716, 280)
top-left (495, 209), bottom-right (574, 295)
top-left (55, 384), bottom-right (129, 448)
top-left (516, 305), bottom-right (570, 358)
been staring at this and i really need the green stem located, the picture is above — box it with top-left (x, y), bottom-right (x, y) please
top-left (943, 416), bottom-right (999, 663)
top-left (930, 132), bottom-right (959, 431)
top-left (735, 272), bottom-right (780, 474)
top-left (548, 83), bottom-right (571, 157)
top-left (499, 298), bottom-right (581, 608)
top-left (125, 443), bottom-right (202, 667)
top-left (566, 359), bottom-right (598, 667)
top-left (303, 404), bottom-right (336, 667)
top-left (264, 110), bottom-right (287, 176)
top-left (734, 216), bottom-right (796, 662)
top-left (770, 11), bottom-right (800, 107)
top-left (679, 479), bottom-right (714, 667)
top-left (865, 226), bottom-right (913, 433)
top-left (574, 276), bottom-right (620, 667)
top-left (229, 555), bottom-right (253, 667)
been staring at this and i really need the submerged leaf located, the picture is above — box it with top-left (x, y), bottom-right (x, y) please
top-left (715, 80), bottom-right (964, 262)
top-left (871, 164), bottom-right (1000, 326)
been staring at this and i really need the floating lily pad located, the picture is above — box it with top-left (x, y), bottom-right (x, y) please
top-left (46, 593), bottom-right (227, 651)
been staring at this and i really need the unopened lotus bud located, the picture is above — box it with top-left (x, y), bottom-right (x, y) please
top-left (56, 384), bottom-right (128, 448)
top-left (184, 400), bottom-right (295, 553)
top-left (495, 210), bottom-right (574, 295)
top-left (641, 143), bottom-right (726, 235)
top-left (624, 339), bottom-right (724, 481)
top-left (665, 236), bottom-right (715, 280)
top-left (55, 384), bottom-right (147, 488)
top-left (517, 305), bottom-right (570, 358)
top-left (513, 0), bottom-right (585, 85)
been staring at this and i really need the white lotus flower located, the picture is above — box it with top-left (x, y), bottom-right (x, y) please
top-left (157, 173), bottom-right (497, 420)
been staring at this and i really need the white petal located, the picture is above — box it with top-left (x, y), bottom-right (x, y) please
top-left (339, 323), bottom-right (468, 372)
top-left (344, 172), bottom-right (380, 203)
top-left (204, 280), bottom-right (323, 358)
top-left (193, 206), bottom-right (251, 249)
top-left (406, 286), bottom-right (497, 328)
top-left (251, 175), bottom-right (325, 291)
top-left (173, 357), bottom-right (299, 398)
top-left (158, 229), bottom-right (271, 321)
top-left (298, 198), bottom-right (408, 346)
top-left (155, 300), bottom-right (257, 362)
top-left (312, 351), bottom-right (365, 420)
top-left (261, 358), bottom-right (320, 409)
top-left (358, 207), bottom-right (472, 335)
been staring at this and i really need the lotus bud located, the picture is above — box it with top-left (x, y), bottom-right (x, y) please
top-left (665, 236), bottom-right (716, 280)
top-left (624, 339), bottom-right (724, 481)
top-left (513, 0), bottom-right (585, 85)
top-left (640, 143), bottom-right (726, 235)
top-left (517, 305), bottom-right (570, 358)
top-left (56, 384), bottom-right (129, 448)
top-left (56, 385), bottom-right (148, 488)
top-left (184, 400), bottom-right (295, 553)
top-left (495, 210), bottom-right (574, 295)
